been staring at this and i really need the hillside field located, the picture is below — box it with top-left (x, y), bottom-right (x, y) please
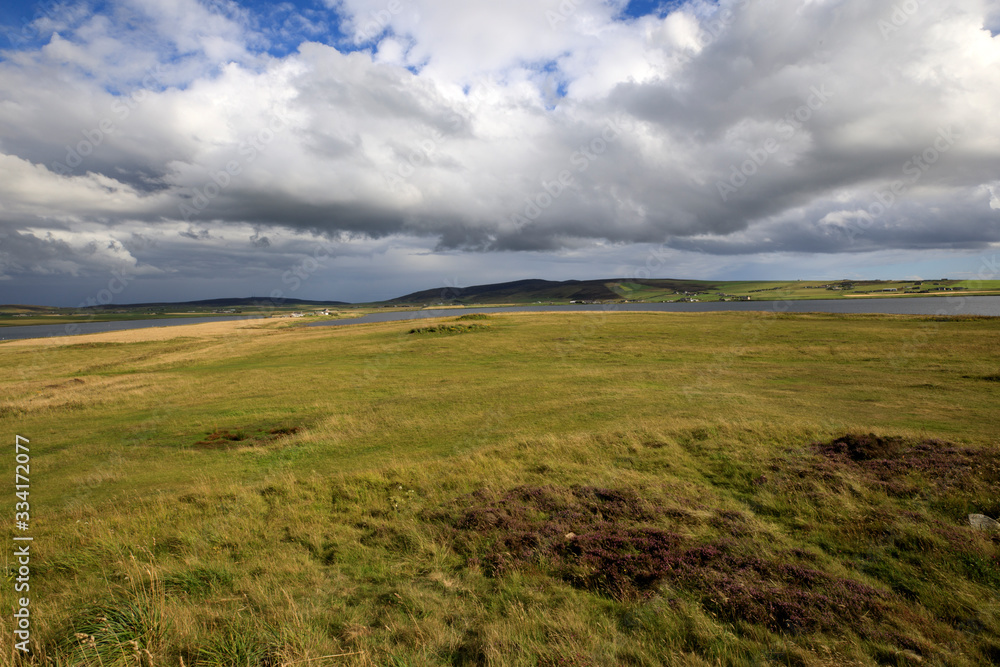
top-left (2, 312), bottom-right (999, 666)
top-left (387, 279), bottom-right (1000, 306)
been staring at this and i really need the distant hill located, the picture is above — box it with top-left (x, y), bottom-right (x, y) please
top-left (385, 277), bottom-right (986, 304)
top-left (8, 276), bottom-right (974, 313)
top-left (0, 304), bottom-right (61, 313)
top-left (388, 279), bottom-right (614, 304)
top-left (387, 278), bottom-right (723, 304)
top-left (83, 297), bottom-right (349, 310)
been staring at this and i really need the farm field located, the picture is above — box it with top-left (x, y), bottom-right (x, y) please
top-left (606, 280), bottom-right (1000, 304)
top-left (2, 311), bottom-right (999, 666)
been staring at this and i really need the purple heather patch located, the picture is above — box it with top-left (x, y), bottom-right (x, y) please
top-left (441, 484), bottom-right (891, 635)
top-left (813, 433), bottom-right (1000, 497)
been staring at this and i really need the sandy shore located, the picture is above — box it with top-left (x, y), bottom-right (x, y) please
top-left (0, 318), bottom-right (278, 348)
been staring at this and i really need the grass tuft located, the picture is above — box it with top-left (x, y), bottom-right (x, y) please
top-left (196, 617), bottom-right (282, 667)
top-left (58, 557), bottom-right (168, 666)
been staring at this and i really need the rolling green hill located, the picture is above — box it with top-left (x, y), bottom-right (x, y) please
top-left (385, 277), bottom-right (1000, 305)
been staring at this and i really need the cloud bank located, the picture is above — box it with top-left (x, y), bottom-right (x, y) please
top-left (1, 0), bottom-right (999, 303)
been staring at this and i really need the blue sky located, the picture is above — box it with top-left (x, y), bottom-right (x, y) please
top-left (1, 0), bottom-right (999, 305)
top-left (0, 0), bottom-right (679, 56)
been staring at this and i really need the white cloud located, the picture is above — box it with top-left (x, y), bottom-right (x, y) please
top-left (988, 182), bottom-right (1000, 210)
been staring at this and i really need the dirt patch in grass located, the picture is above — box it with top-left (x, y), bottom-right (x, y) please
top-left (819, 433), bottom-right (906, 462)
top-left (435, 484), bottom-right (891, 635)
top-left (193, 425), bottom-right (301, 450)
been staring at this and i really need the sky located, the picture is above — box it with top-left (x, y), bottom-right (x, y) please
top-left (1, 0), bottom-right (999, 306)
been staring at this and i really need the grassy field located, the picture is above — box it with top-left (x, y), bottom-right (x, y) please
top-left (1, 312), bottom-right (999, 666)
top-left (606, 280), bottom-right (1000, 303)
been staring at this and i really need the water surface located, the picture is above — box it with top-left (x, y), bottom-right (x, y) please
top-left (0, 315), bottom-right (256, 341)
top-left (4, 296), bottom-right (997, 342)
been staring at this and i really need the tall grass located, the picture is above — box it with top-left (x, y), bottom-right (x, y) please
top-left (52, 553), bottom-right (166, 666)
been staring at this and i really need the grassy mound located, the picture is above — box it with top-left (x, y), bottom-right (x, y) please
top-left (408, 323), bottom-right (489, 334)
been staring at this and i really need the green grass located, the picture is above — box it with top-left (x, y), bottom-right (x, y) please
top-left (604, 278), bottom-right (1000, 303)
top-left (1, 312), bottom-right (999, 665)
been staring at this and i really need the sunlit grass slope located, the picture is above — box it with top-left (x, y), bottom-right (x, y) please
top-left (1, 312), bottom-right (998, 666)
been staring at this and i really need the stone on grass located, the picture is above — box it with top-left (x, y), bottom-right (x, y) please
top-left (968, 514), bottom-right (1000, 532)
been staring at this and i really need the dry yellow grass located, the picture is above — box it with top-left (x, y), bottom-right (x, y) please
top-left (0, 318), bottom-right (280, 347)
